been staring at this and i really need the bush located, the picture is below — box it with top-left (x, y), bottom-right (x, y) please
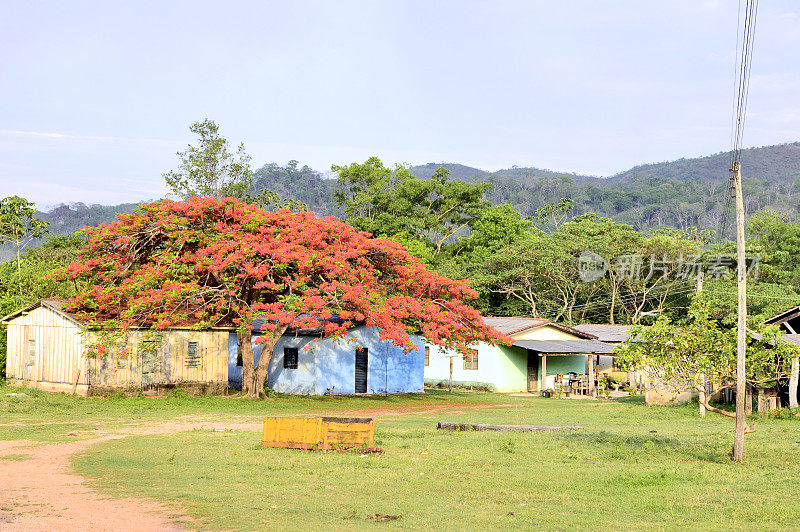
top-left (170, 387), bottom-right (189, 399)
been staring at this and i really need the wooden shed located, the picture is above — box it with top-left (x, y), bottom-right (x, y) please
top-left (1, 299), bottom-right (230, 396)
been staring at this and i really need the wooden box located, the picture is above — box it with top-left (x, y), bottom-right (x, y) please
top-left (262, 416), bottom-right (374, 450)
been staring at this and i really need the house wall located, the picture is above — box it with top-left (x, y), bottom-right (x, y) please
top-left (423, 342), bottom-right (527, 393)
top-left (229, 326), bottom-right (425, 395)
top-left (4, 306), bottom-right (230, 395)
top-left (86, 329), bottom-right (229, 394)
top-left (5, 306), bottom-right (88, 394)
top-left (539, 355), bottom-right (588, 390)
top-left (513, 325), bottom-right (579, 341)
top-left (596, 355), bottom-right (614, 374)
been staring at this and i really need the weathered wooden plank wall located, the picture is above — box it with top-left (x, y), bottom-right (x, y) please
top-left (5, 306), bottom-right (86, 385)
top-left (5, 306), bottom-right (229, 391)
top-left (86, 329), bottom-right (229, 387)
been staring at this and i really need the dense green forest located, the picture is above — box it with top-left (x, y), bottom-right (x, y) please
top-left (2, 130), bottom-right (800, 378)
top-left (19, 142), bottom-right (800, 243)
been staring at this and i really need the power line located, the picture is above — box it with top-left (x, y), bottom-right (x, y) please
top-left (720, 0), bottom-right (759, 243)
top-left (731, 0), bottom-right (759, 164)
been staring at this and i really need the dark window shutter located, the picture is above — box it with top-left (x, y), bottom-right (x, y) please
top-left (186, 341), bottom-right (200, 368)
top-left (284, 347), bottom-right (299, 369)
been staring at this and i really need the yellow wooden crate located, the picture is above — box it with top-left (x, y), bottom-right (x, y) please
top-left (262, 416), bottom-right (374, 450)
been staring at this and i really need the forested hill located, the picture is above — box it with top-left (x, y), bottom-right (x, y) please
top-left (410, 142), bottom-right (800, 185)
top-left (28, 141), bottom-right (800, 241)
top-left (39, 202), bottom-right (141, 235)
top-left (608, 142), bottom-right (800, 184)
top-left (408, 162), bottom-right (599, 184)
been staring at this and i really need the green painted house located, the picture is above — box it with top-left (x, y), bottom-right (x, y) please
top-left (423, 317), bottom-right (613, 393)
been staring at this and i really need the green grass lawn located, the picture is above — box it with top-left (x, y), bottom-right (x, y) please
top-left (3, 383), bottom-right (800, 530)
top-left (0, 383), bottom-right (505, 441)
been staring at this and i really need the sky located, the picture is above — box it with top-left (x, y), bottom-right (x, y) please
top-left (1, 0), bottom-right (799, 207)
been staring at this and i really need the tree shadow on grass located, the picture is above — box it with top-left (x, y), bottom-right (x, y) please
top-left (556, 430), bottom-right (730, 464)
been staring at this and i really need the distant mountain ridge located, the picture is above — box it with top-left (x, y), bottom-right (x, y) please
top-left (12, 141), bottom-right (800, 258)
top-left (607, 142), bottom-right (800, 184)
top-left (410, 141), bottom-right (800, 185)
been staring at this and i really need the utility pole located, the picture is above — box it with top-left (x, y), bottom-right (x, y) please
top-left (727, 0), bottom-right (758, 461)
top-left (732, 161), bottom-right (747, 462)
top-left (448, 355), bottom-right (454, 392)
top-left (696, 270), bottom-right (706, 418)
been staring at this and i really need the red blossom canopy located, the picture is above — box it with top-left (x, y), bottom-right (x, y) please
top-left (57, 197), bottom-right (507, 354)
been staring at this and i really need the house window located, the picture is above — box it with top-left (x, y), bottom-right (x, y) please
top-left (424, 346), bottom-right (430, 367)
top-left (27, 337), bottom-right (36, 366)
top-left (463, 349), bottom-right (479, 370)
top-left (186, 341), bottom-right (200, 368)
top-left (116, 343), bottom-right (127, 369)
top-left (284, 347), bottom-right (299, 369)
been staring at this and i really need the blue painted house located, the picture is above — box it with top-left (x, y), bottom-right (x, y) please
top-left (228, 325), bottom-right (425, 395)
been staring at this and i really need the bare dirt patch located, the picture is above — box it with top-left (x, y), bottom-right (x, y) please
top-left (333, 402), bottom-right (515, 417)
top-left (0, 404), bottom-right (497, 531)
top-left (0, 419), bottom-right (262, 532)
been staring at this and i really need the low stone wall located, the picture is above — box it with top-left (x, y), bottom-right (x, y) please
top-left (645, 388), bottom-right (697, 406)
top-left (424, 378), bottom-right (495, 392)
top-left (88, 382), bottom-right (228, 397)
top-left (6, 379), bottom-right (228, 397)
top-left (7, 379), bottom-right (90, 397)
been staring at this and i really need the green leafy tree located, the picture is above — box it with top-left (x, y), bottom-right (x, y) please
top-left (615, 302), bottom-right (800, 452)
top-left (533, 197), bottom-right (574, 233)
top-left (692, 278), bottom-right (800, 329)
top-left (435, 204), bottom-right (532, 314)
top-left (616, 228), bottom-right (707, 324)
top-left (164, 120), bottom-right (303, 211)
top-left (164, 119), bottom-right (254, 200)
top-left (333, 157), bottom-right (492, 258)
top-left (0, 234), bottom-right (85, 377)
top-left (0, 196), bottom-right (49, 272)
top-left (747, 209), bottom-right (800, 290)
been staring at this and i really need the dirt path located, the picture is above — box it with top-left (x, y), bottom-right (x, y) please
top-left (0, 403), bottom-right (512, 531)
top-left (334, 402), bottom-right (515, 417)
top-left (0, 419), bottom-right (262, 532)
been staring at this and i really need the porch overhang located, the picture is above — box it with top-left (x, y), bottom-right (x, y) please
top-left (512, 339), bottom-right (614, 354)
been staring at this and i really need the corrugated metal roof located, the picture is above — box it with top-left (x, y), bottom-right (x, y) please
top-left (573, 324), bottom-right (635, 343)
top-left (764, 305), bottom-right (800, 325)
top-left (0, 298), bottom-right (84, 325)
top-left (483, 317), bottom-right (550, 335)
top-left (482, 317), bottom-right (595, 339)
top-left (782, 334), bottom-right (800, 346)
top-left (512, 339), bottom-right (615, 354)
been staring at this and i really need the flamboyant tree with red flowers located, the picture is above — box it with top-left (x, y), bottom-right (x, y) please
top-left (56, 197), bottom-right (507, 396)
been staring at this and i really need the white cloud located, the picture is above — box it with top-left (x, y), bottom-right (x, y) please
top-left (0, 130), bottom-right (120, 142)
top-left (0, 177), bottom-right (159, 207)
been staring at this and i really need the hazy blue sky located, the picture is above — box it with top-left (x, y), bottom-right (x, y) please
top-left (2, 0), bottom-right (799, 207)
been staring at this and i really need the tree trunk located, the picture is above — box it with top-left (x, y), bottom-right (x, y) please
top-left (239, 327), bottom-right (256, 396)
top-left (789, 356), bottom-right (799, 410)
top-left (448, 356), bottom-right (453, 392)
top-left (698, 375), bottom-right (706, 418)
top-left (247, 324), bottom-right (289, 397)
top-left (609, 280), bottom-right (617, 325)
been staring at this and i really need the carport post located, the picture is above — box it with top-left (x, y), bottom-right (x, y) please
top-left (588, 354), bottom-right (596, 397)
top-left (541, 354), bottom-right (547, 393)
